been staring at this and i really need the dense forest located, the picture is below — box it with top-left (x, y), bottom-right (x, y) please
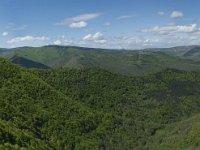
top-left (0, 58), bottom-right (200, 149)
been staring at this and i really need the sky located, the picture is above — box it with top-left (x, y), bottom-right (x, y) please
top-left (1, 0), bottom-right (200, 49)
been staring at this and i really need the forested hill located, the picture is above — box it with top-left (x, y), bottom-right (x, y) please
top-left (10, 55), bottom-right (49, 69)
top-left (1, 46), bottom-right (200, 76)
top-left (0, 58), bottom-right (200, 149)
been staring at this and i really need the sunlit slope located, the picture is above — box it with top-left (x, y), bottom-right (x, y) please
top-left (37, 67), bottom-right (200, 149)
top-left (0, 58), bottom-right (120, 150)
top-left (149, 114), bottom-right (200, 150)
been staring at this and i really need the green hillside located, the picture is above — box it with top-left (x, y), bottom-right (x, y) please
top-left (0, 58), bottom-right (200, 149)
top-left (158, 46), bottom-right (200, 61)
top-left (10, 55), bottom-right (49, 69)
top-left (149, 114), bottom-right (200, 150)
top-left (36, 67), bottom-right (200, 150)
top-left (1, 46), bottom-right (200, 76)
top-left (183, 47), bottom-right (200, 61)
top-left (0, 58), bottom-right (120, 149)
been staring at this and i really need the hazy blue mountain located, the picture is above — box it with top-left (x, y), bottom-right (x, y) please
top-left (157, 45), bottom-right (200, 61)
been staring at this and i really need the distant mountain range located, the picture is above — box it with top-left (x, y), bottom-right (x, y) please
top-left (0, 45), bottom-right (200, 75)
top-left (160, 46), bottom-right (200, 61)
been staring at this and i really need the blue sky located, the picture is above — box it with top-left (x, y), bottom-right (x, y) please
top-left (1, 0), bottom-right (200, 49)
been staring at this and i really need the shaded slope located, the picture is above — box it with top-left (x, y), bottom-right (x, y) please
top-left (10, 55), bottom-right (49, 69)
top-left (183, 47), bottom-right (200, 60)
top-left (183, 47), bottom-right (200, 57)
top-left (159, 46), bottom-right (196, 57)
top-left (161, 46), bottom-right (200, 61)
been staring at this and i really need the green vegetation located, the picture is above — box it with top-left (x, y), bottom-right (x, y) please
top-left (157, 46), bottom-right (200, 61)
top-left (1, 46), bottom-right (200, 75)
top-left (149, 114), bottom-right (200, 150)
top-left (10, 55), bottom-right (49, 69)
top-left (0, 59), bottom-right (116, 149)
top-left (0, 57), bottom-right (200, 149)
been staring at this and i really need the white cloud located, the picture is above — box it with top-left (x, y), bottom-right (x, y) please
top-left (53, 40), bottom-right (62, 45)
top-left (101, 30), bottom-right (200, 49)
top-left (83, 34), bottom-right (92, 40)
top-left (7, 36), bottom-right (49, 44)
top-left (63, 39), bottom-right (73, 45)
top-left (143, 39), bottom-right (159, 46)
top-left (70, 13), bottom-right (101, 22)
top-left (140, 23), bottom-right (200, 48)
top-left (170, 11), bottom-right (184, 18)
top-left (158, 11), bottom-right (165, 16)
top-left (2, 32), bottom-right (8, 36)
top-left (83, 32), bottom-right (107, 44)
top-left (12, 25), bottom-right (27, 31)
top-left (118, 15), bottom-right (132, 20)
top-left (52, 36), bottom-right (74, 46)
top-left (114, 36), bottom-right (159, 47)
top-left (69, 21), bottom-right (87, 29)
top-left (161, 35), bottom-right (200, 47)
top-left (104, 22), bottom-right (111, 26)
top-left (143, 24), bottom-right (198, 34)
top-left (6, 24), bottom-right (27, 31)
top-left (56, 13), bottom-right (101, 26)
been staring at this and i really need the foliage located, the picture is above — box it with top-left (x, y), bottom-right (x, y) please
top-left (0, 58), bottom-right (200, 149)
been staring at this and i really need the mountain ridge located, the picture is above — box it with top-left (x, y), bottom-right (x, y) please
top-left (1, 45), bottom-right (200, 76)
